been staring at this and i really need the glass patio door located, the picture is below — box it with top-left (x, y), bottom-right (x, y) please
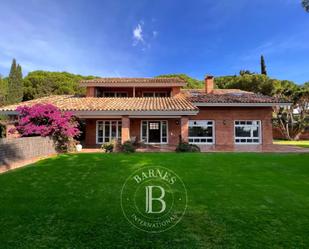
top-left (141, 121), bottom-right (168, 144)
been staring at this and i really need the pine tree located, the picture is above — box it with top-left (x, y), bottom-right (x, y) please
top-left (260, 55), bottom-right (267, 75)
top-left (0, 75), bottom-right (7, 106)
top-left (303, 0), bottom-right (309, 12)
top-left (7, 59), bottom-right (23, 104)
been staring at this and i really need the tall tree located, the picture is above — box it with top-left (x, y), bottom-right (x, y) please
top-left (239, 70), bottom-right (255, 76)
top-left (274, 85), bottom-right (309, 140)
top-left (7, 59), bottom-right (23, 104)
top-left (260, 55), bottom-right (267, 75)
top-left (302, 0), bottom-right (309, 12)
top-left (0, 75), bottom-right (7, 106)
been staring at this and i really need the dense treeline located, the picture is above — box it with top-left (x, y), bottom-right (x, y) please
top-left (156, 74), bottom-right (203, 89)
top-left (214, 74), bottom-right (301, 97)
top-left (1, 59), bottom-right (307, 105)
top-left (159, 72), bottom-right (308, 140)
top-left (0, 59), bottom-right (308, 140)
top-left (0, 59), bottom-right (96, 106)
top-left (159, 72), bottom-right (307, 98)
top-left (23, 71), bottom-right (96, 100)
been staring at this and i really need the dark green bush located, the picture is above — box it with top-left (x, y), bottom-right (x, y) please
top-left (176, 141), bottom-right (200, 152)
top-left (121, 140), bottom-right (136, 153)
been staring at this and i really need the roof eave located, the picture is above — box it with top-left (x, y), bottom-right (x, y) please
top-left (72, 110), bottom-right (198, 116)
top-left (79, 82), bottom-right (186, 87)
top-left (193, 102), bottom-right (292, 107)
top-left (0, 110), bottom-right (198, 116)
top-left (0, 110), bottom-right (18, 115)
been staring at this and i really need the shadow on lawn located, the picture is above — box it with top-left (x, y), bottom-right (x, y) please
top-left (0, 143), bottom-right (23, 171)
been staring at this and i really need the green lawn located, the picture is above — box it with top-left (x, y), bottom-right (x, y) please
top-left (274, 140), bottom-right (309, 148)
top-left (0, 153), bottom-right (309, 249)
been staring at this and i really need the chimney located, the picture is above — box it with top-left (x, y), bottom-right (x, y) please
top-left (205, 75), bottom-right (214, 93)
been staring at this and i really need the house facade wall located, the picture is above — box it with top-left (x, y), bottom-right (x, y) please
top-left (130, 118), bottom-right (181, 145)
top-left (192, 107), bottom-right (273, 145)
top-left (83, 106), bottom-right (273, 147)
top-left (84, 118), bottom-right (181, 147)
top-left (86, 87), bottom-right (180, 97)
top-left (84, 119), bottom-right (98, 147)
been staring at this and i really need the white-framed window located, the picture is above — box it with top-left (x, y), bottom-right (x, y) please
top-left (143, 92), bottom-right (168, 97)
top-left (234, 120), bottom-right (261, 144)
top-left (96, 120), bottom-right (122, 144)
top-left (189, 120), bottom-right (214, 144)
top-left (149, 122), bottom-right (159, 130)
top-left (140, 120), bottom-right (168, 144)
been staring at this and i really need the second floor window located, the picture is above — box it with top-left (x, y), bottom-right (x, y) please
top-left (103, 92), bottom-right (128, 97)
top-left (143, 92), bottom-right (168, 97)
top-left (96, 90), bottom-right (128, 97)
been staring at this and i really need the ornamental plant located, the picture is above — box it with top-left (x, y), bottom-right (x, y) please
top-left (101, 140), bottom-right (115, 153)
top-left (121, 140), bottom-right (136, 153)
top-left (12, 104), bottom-right (80, 152)
top-left (176, 140), bottom-right (200, 152)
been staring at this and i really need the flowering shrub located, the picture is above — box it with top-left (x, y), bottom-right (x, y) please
top-left (12, 104), bottom-right (80, 152)
top-left (101, 141), bottom-right (114, 153)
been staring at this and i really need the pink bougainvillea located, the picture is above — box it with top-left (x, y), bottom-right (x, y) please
top-left (12, 104), bottom-right (80, 151)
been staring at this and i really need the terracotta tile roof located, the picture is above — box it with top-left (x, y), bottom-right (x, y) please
top-left (212, 89), bottom-right (252, 94)
top-left (181, 89), bottom-right (289, 104)
top-left (0, 95), bottom-right (198, 112)
top-left (80, 77), bottom-right (186, 87)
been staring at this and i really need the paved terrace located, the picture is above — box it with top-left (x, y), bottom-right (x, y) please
top-left (82, 144), bottom-right (309, 153)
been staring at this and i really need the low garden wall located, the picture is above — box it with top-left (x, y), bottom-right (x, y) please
top-left (0, 136), bottom-right (57, 172)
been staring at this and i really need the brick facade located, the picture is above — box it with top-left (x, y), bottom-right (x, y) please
top-left (181, 116), bottom-right (189, 142)
top-left (121, 116), bottom-right (130, 143)
top-left (86, 87), bottom-right (178, 97)
top-left (0, 76), bottom-right (287, 151)
top-left (85, 118), bottom-right (181, 147)
top-left (84, 106), bottom-right (273, 147)
top-left (191, 107), bottom-right (273, 145)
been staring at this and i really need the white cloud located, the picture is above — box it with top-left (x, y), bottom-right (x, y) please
top-left (0, 2), bottom-right (149, 77)
top-left (132, 21), bottom-right (159, 51)
top-left (152, 31), bottom-right (158, 38)
top-left (132, 23), bottom-right (144, 46)
top-left (240, 33), bottom-right (309, 62)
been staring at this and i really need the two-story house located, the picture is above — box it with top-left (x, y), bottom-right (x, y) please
top-left (0, 76), bottom-right (289, 150)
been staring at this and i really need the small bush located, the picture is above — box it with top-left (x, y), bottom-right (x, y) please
top-left (101, 141), bottom-right (114, 153)
top-left (121, 140), bottom-right (136, 153)
top-left (0, 122), bottom-right (6, 138)
top-left (176, 141), bottom-right (200, 152)
top-left (53, 136), bottom-right (77, 153)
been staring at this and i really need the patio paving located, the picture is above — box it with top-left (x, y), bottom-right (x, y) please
top-left (81, 144), bottom-right (309, 153)
top-left (198, 144), bottom-right (309, 153)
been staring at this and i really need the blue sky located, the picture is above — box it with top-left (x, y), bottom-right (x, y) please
top-left (0, 0), bottom-right (308, 84)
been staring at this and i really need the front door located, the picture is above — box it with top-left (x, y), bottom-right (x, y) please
top-left (148, 121), bottom-right (161, 143)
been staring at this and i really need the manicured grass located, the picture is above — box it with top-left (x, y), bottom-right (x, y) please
top-left (0, 153), bottom-right (309, 248)
top-left (274, 139), bottom-right (309, 148)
